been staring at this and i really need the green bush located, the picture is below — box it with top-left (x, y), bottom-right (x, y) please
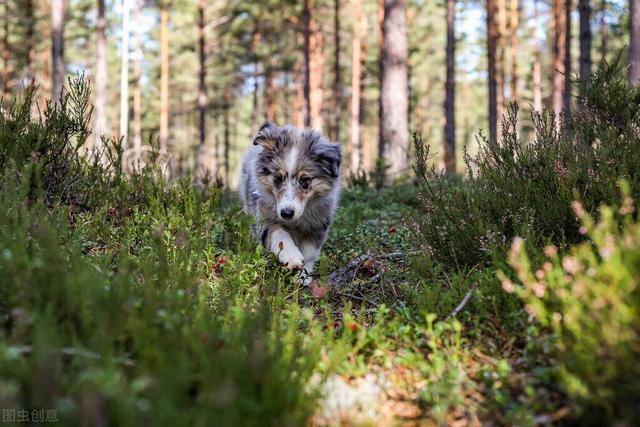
top-left (414, 57), bottom-right (640, 269)
top-left (503, 187), bottom-right (640, 423)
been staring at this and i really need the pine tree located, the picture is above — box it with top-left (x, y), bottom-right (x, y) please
top-left (94, 0), bottom-right (108, 146)
top-left (444, 0), bottom-right (456, 172)
top-left (51, 0), bottom-right (65, 101)
top-left (487, 0), bottom-right (498, 140)
top-left (630, 0), bottom-right (640, 85)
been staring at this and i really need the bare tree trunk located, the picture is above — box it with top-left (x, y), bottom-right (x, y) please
top-left (564, 0), bottom-right (572, 115)
top-left (630, 0), bottom-right (640, 85)
top-left (159, 1), bottom-right (170, 173)
top-left (94, 0), bottom-right (108, 151)
top-left (509, 0), bottom-right (519, 101)
top-left (553, 0), bottom-right (566, 114)
top-left (487, 0), bottom-right (498, 141)
top-left (579, 0), bottom-right (591, 87)
top-left (599, 0), bottom-right (607, 62)
top-left (350, 0), bottom-right (362, 174)
top-left (133, 0), bottom-right (143, 161)
top-left (497, 0), bottom-right (506, 127)
top-left (3, 0), bottom-right (9, 99)
top-left (223, 86), bottom-right (231, 186)
top-left (264, 67), bottom-right (277, 122)
top-left (302, 0), bottom-right (311, 127)
top-left (533, 0), bottom-right (542, 111)
top-left (51, 0), bottom-right (65, 101)
top-left (294, 63), bottom-right (305, 127)
top-left (25, 0), bottom-right (35, 86)
top-left (309, 4), bottom-right (324, 131)
top-left (380, 0), bottom-right (409, 181)
top-left (119, 0), bottom-right (130, 145)
top-left (377, 0), bottom-right (383, 157)
top-left (195, 0), bottom-right (210, 181)
top-left (443, 0), bottom-right (456, 172)
top-left (251, 30), bottom-right (260, 132)
top-left (332, 0), bottom-right (341, 141)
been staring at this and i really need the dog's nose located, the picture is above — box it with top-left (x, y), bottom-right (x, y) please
top-left (280, 207), bottom-right (295, 219)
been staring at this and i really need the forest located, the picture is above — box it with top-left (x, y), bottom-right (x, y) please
top-left (0, 0), bottom-right (639, 425)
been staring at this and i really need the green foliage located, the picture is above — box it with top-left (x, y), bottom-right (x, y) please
top-left (414, 58), bottom-right (640, 269)
top-left (504, 187), bottom-right (640, 424)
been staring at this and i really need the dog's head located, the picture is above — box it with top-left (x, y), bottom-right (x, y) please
top-left (253, 122), bottom-right (341, 222)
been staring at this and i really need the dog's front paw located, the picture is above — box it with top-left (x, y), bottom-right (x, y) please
top-left (277, 245), bottom-right (305, 271)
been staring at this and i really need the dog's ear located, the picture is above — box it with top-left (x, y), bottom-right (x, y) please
top-left (252, 122), bottom-right (280, 150)
top-left (316, 141), bottom-right (342, 178)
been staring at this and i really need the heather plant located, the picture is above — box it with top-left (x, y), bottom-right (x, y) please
top-left (503, 187), bottom-right (640, 423)
top-left (414, 57), bottom-right (640, 269)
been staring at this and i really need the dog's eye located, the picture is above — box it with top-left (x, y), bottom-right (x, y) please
top-left (274, 173), bottom-right (284, 186)
top-left (299, 176), bottom-right (311, 190)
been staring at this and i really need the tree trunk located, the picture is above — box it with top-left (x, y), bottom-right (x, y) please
top-left (195, 0), bottom-right (210, 181)
top-left (302, 0), bottom-right (311, 127)
top-left (3, 0), bottom-right (9, 99)
top-left (309, 3), bottom-right (324, 131)
top-left (533, 0), bottom-right (542, 111)
top-left (350, 0), bottom-right (362, 174)
top-left (332, 0), bottom-right (341, 141)
top-left (294, 62), bottom-right (305, 128)
top-left (94, 0), bottom-right (108, 150)
top-left (51, 0), bottom-right (65, 101)
top-left (133, 0), bottom-right (143, 161)
top-left (159, 2), bottom-right (170, 171)
top-left (497, 0), bottom-right (506, 126)
top-left (564, 0), bottom-right (572, 115)
top-left (223, 86), bottom-right (231, 186)
top-left (377, 0), bottom-right (384, 156)
top-left (630, 0), bottom-right (640, 85)
top-left (579, 0), bottom-right (591, 87)
top-left (25, 0), bottom-right (35, 85)
top-left (487, 0), bottom-right (498, 141)
top-left (509, 0), bottom-right (519, 102)
top-left (599, 0), bottom-right (607, 62)
top-left (443, 0), bottom-right (456, 172)
top-left (251, 30), bottom-right (260, 133)
top-left (380, 0), bottom-right (409, 181)
top-left (119, 0), bottom-right (130, 145)
top-left (264, 67), bottom-right (277, 122)
top-left (552, 0), bottom-right (566, 114)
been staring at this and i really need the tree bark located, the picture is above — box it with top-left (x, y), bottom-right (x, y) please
top-left (251, 30), bottom-right (260, 133)
top-left (630, 0), bottom-right (640, 85)
top-left (51, 0), bottom-right (65, 101)
top-left (302, 0), bottom-right (311, 127)
top-left (264, 67), bottom-right (277, 122)
top-left (3, 0), bottom-right (9, 99)
top-left (497, 0), bottom-right (506, 127)
top-left (533, 0), bottom-right (542, 111)
top-left (25, 0), bottom-right (35, 85)
top-left (119, 0), bottom-right (130, 145)
top-left (487, 0), bottom-right (498, 141)
top-left (332, 0), bottom-right (341, 141)
top-left (195, 0), bottom-right (210, 181)
top-left (133, 0), bottom-right (143, 161)
top-left (564, 0), bottom-right (572, 115)
top-left (509, 0), bottom-right (519, 102)
top-left (443, 0), bottom-right (456, 172)
top-left (159, 2), bottom-right (170, 169)
top-left (579, 0), bottom-right (591, 87)
top-left (599, 0), bottom-right (607, 62)
top-left (309, 4), bottom-right (324, 131)
top-left (350, 0), bottom-right (363, 174)
top-left (552, 0), bottom-right (566, 114)
top-left (223, 86), bottom-right (231, 186)
top-left (380, 0), bottom-right (409, 181)
top-left (94, 0), bottom-right (108, 150)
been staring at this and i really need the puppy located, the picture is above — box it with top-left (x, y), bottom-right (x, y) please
top-left (240, 122), bottom-right (341, 282)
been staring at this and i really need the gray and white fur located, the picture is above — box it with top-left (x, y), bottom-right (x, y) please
top-left (240, 122), bottom-right (341, 282)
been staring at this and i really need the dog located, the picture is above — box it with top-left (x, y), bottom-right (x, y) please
top-left (240, 122), bottom-right (341, 282)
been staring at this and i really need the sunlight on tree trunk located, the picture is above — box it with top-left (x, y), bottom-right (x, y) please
top-left (94, 0), bottom-right (108, 150)
top-left (630, 0), bottom-right (640, 85)
top-left (444, 0), bottom-right (456, 172)
top-left (510, 0), bottom-right (519, 102)
top-left (487, 0), bottom-right (498, 141)
top-left (119, 0), bottom-right (130, 146)
top-left (533, 0), bottom-right (542, 112)
top-left (133, 0), bottom-right (143, 162)
top-left (553, 0), bottom-right (566, 115)
top-left (380, 0), bottom-right (409, 181)
top-left (51, 0), bottom-right (65, 101)
top-left (309, 7), bottom-right (324, 131)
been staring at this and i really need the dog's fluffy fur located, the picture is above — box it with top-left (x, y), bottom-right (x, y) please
top-left (240, 122), bottom-right (341, 280)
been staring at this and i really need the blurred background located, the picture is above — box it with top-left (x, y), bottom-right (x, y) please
top-left (0, 0), bottom-right (633, 186)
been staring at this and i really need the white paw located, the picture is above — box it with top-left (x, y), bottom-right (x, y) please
top-left (277, 245), bottom-right (305, 271)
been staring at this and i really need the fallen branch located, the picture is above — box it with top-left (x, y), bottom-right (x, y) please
top-left (445, 283), bottom-right (478, 320)
top-left (328, 250), bottom-right (421, 287)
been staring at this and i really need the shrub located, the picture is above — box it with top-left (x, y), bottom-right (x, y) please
top-left (414, 56), bottom-right (640, 269)
top-left (502, 187), bottom-right (640, 423)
